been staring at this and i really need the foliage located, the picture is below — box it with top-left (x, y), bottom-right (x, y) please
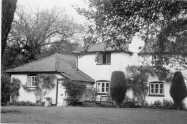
top-left (152, 101), bottom-right (162, 109)
top-left (1, 74), bottom-right (11, 105)
top-left (2, 0), bottom-right (17, 55)
top-left (126, 66), bottom-right (155, 105)
top-left (78, 0), bottom-right (187, 65)
top-left (35, 74), bottom-right (56, 102)
top-left (10, 78), bottom-right (21, 103)
top-left (22, 74), bottom-right (56, 103)
top-left (2, 7), bottom-right (83, 71)
top-left (1, 74), bottom-right (20, 105)
top-left (63, 80), bottom-right (86, 105)
top-left (82, 88), bottom-right (97, 102)
top-left (170, 71), bottom-right (187, 109)
top-left (122, 98), bottom-right (140, 108)
top-left (162, 100), bottom-right (174, 109)
top-left (110, 71), bottom-right (127, 107)
top-left (9, 101), bottom-right (39, 106)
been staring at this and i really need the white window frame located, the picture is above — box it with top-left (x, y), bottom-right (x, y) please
top-left (96, 81), bottom-right (110, 94)
top-left (27, 75), bottom-right (38, 87)
top-left (96, 52), bottom-right (111, 65)
top-left (149, 81), bottom-right (164, 96)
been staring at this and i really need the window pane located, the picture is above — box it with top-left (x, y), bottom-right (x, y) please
top-left (160, 84), bottom-right (163, 94)
top-left (27, 76), bottom-right (31, 87)
top-left (96, 53), bottom-right (103, 64)
top-left (150, 84), bottom-right (154, 93)
top-left (155, 84), bottom-right (158, 88)
top-left (160, 88), bottom-right (163, 94)
top-left (102, 83), bottom-right (105, 92)
top-left (106, 53), bottom-right (111, 64)
top-left (103, 53), bottom-right (106, 64)
top-left (97, 83), bottom-right (100, 92)
top-left (106, 83), bottom-right (109, 92)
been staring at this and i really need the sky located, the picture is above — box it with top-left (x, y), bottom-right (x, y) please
top-left (17, 0), bottom-right (89, 25)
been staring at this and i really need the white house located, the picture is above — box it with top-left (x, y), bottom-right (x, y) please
top-left (6, 43), bottom-right (187, 106)
top-left (74, 42), bottom-right (187, 105)
top-left (6, 53), bottom-right (94, 106)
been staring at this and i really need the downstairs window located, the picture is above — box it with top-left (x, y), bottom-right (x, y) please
top-left (27, 75), bottom-right (38, 87)
top-left (149, 81), bottom-right (164, 96)
top-left (96, 81), bottom-right (110, 94)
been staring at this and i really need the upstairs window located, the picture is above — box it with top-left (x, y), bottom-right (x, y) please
top-left (96, 81), bottom-right (110, 94)
top-left (149, 81), bottom-right (164, 96)
top-left (27, 75), bottom-right (38, 87)
top-left (95, 52), bottom-right (111, 65)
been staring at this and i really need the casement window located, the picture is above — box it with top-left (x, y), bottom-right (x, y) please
top-left (95, 52), bottom-right (111, 65)
top-left (27, 75), bottom-right (38, 87)
top-left (149, 81), bottom-right (164, 96)
top-left (96, 81), bottom-right (110, 94)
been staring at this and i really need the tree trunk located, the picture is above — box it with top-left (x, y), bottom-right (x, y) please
top-left (2, 0), bottom-right (17, 55)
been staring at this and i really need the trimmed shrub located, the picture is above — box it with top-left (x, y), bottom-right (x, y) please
top-left (63, 80), bottom-right (86, 105)
top-left (110, 71), bottom-right (127, 107)
top-left (170, 71), bottom-right (187, 109)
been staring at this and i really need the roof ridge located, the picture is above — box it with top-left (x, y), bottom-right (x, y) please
top-left (6, 53), bottom-right (61, 71)
top-left (7, 54), bottom-right (58, 70)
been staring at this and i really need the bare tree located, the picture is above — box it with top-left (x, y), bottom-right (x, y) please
top-left (7, 8), bottom-right (83, 61)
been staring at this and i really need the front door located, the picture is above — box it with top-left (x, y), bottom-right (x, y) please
top-left (57, 80), bottom-right (67, 106)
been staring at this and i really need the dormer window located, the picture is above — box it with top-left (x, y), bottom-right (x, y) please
top-left (95, 52), bottom-right (111, 65)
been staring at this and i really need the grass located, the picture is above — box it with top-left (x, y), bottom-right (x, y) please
top-left (1, 106), bottom-right (187, 124)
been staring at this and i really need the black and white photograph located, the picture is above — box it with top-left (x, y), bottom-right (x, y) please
top-left (1, 0), bottom-right (187, 124)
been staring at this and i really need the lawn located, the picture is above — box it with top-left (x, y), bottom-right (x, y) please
top-left (1, 106), bottom-right (187, 124)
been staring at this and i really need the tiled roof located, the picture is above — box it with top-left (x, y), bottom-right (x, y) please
top-left (6, 53), bottom-right (94, 83)
top-left (73, 42), bottom-right (132, 54)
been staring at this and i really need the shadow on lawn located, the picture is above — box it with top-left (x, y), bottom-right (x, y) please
top-left (1, 109), bottom-right (22, 114)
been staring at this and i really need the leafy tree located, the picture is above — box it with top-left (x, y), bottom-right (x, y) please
top-left (1, 74), bottom-right (20, 105)
top-left (78, 0), bottom-right (187, 64)
top-left (2, 0), bottom-right (17, 55)
top-left (126, 66), bottom-right (155, 105)
top-left (1, 74), bottom-right (11, 105)
top-left (63, 80), bottom-right (86, 105)
top-left (170, 71), bottom-right (187, 109)
top-left (36, 74), bottom-right (56, 103)
top-left (10, 78), bottom-right (20, 103)
top-left (110, 71), bottom-right (127, 107)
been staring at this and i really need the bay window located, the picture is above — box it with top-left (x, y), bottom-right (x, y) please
top-left (96, 81), bottom-right (110, 94)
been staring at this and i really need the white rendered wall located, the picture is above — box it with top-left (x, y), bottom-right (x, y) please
top-left (78, 53), bottom-right (143, 81)
top-left (78, 52), bottom-right (187, 104)
top-left (11, 74), bottom-right (64, 104)
top-left (11, 74), bottom-right (37, 103)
